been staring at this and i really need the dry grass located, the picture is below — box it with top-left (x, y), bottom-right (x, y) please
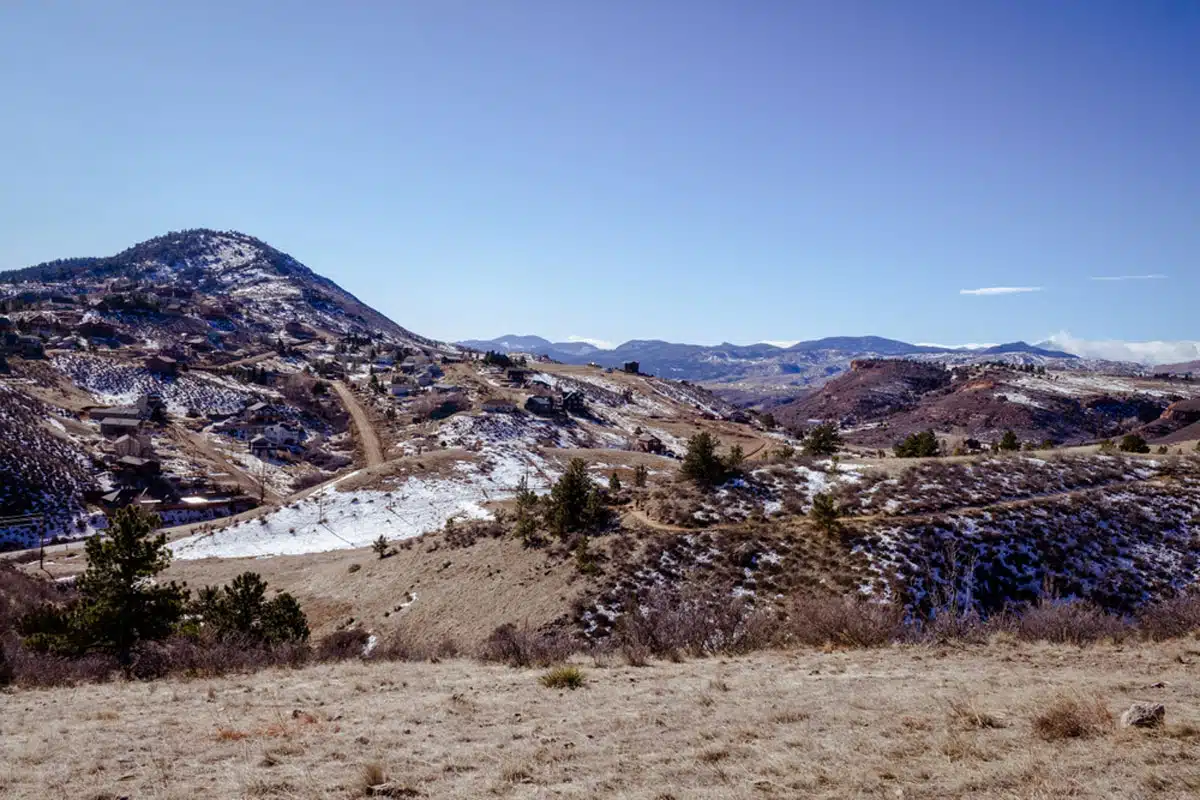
top-left (539, 664), bottom-right (585, 690)
top-left (1032, 692), bottom-right (1115, 741)
top-left (3, 641), bottom-right (1200, 798)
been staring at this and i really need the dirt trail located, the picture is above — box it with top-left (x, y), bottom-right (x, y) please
top-left (333, 380), bottom-right (384, 467)
top-left (170, 426), bottom-right (285, 504)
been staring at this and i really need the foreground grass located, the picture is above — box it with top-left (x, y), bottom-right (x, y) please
top-left (3, 640), bottom-right (1200, 799)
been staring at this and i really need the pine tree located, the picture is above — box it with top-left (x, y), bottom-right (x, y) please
top-left (803, 424), bottom-right (843, 456)
top-left (633, 463), bottom-right (648, 488)
top-left (682, 432), bottom-right (726, 487)
top-left (809, 493), bottom-right (841, 535)
top-left (998, 430), bottom-right (1020, 451)
top-left (192, 572), bottom-right (309, 644)
top-left (23, 506), bottom-right (187, 667)
top-left (608, 471), bottom-right (622, 492)
top-left (548, 458), bottom-right (600, 536)
top-left (724, 444), bottom-right (745, 475)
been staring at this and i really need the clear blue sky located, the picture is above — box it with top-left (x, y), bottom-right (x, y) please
top-left (1, 1), bottom-right (1196, 356)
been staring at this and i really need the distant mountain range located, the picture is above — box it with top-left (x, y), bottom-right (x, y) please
top-left (458, 334), bottom-right (1085, 389)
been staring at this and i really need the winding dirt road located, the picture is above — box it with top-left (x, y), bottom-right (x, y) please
top-left (333, 381), bottom-right (384, 467)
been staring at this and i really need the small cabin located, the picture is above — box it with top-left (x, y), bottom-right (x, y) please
top-left (482, 399), bottom-right (517, 413)
top-left (145, 354), bottom-right (178, 375)
top-left (635, 434), bottom-right (665, 454)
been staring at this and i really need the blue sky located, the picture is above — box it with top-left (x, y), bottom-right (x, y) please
top-left (1, 2), bottom-right (1197, 359)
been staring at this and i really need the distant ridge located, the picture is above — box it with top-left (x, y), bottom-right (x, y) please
top-left (458, 333), bottom-right (1082, 386)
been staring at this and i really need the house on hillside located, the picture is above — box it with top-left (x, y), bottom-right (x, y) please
top-left (525, 395), bottom-right (556, 416)
top-left (623, 361), bottom-right (640, 374)
top-left (77, 319), bottom-right (117, 340)
top-left (284, 321), bottom-right (317, 340)
top-left (635, 434), bottom-right (665, 454)
top-left (562, 390), bottom-right (587, 414)
top-left (145, 354), bottom-right (179, 375)
top-left (115, 455), bottom-right (161, 478)
top-left (100, 417), bottom-right (142, 437)
top-left (507, 368), bottom-right (533, 386)
top-left (17, 336), bottom-right (44, 359)
top-left (113, 434), bottom-right (153, 459)
top-left (482, 398), bottom-right (517, 413)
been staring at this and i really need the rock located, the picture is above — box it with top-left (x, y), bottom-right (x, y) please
top-left (1120, 702), bottom-right (1165, 729)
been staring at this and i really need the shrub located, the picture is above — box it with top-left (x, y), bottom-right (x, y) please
top-left (803, 423), bottom-right (842, 456)
top-left (612, 589), bottom-right (776, 658)
top-left (894, 430), bottom-right (941, 458)
top-left (191, 572), bottom-right (310, 645)
top-left (1032, 693), bottom-right (1113, 740)
top-left (316, 629), bottom-right (371, 661)
top-left (1137, 593), bottom-right (1200, 641)
top-left (1003, 600), bottom-right (1131, 645)
top-left (783, 595), bottom-right (904, 648)
top-left (372, 535), bottom-right (390, 559)
top-left (540, 665), bottom-right (585, 690)
top-left (480, 623), bottom-right (576, 668)
top-left (1119, 434), bottom-right (1150, 454)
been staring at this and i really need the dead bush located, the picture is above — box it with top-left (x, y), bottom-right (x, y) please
top-left (1002, 600), bottom-right (1132, 645)
top-left (1136, 593), bottom-right (1200, 641)
top-left (783, 595), bottom-right (905, 648)
top-left (613, 588), bottom-right (777, 658)
top-left (479, 623), bottom-right (577, 668)
top-left (316, 629), bottom-right (371, 661)
top-left (1032, 693), bottom-right (1113, 741)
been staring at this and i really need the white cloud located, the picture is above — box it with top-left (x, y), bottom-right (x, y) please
top-left (1044, 331), bottom-right (1200, 365)
top-left (1090, 274), bottom-right (1167, 281)
top-left (960, 287), bottom-right (1042, 296)
top-left (566, 335), bottom-right (615, 350)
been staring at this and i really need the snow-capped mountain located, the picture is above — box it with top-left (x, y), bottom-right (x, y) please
top-left (458, 334), bottom-right (1097, 389)
top-left (1, 229), bottom-right (443, 352)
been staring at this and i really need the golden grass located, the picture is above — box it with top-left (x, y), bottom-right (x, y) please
top-left (3, 641), bottom-right (1200, 798)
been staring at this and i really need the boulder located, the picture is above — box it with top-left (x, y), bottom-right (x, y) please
top-left (1120, 702), bottom-right (1165, 729)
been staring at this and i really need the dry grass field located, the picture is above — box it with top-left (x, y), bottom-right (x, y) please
top-left (3, 640), bottom-right (1200, 799)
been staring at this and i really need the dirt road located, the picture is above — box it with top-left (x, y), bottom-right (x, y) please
top-left (333, 380), bottom-right (384, 467)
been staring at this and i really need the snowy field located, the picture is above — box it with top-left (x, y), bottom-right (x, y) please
top-left (171, 451), bottom-right (556, 559)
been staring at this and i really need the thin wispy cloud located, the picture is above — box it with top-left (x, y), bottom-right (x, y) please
top-left (959, 287), bottom-right (1042, 296)
top-left (1089, 274), bottom-right (1167, 282)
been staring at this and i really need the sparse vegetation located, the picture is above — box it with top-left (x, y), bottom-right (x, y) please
top-left (1032, 693), bottom-right (1114, 741)
top-left (998, 429), bottom-right (1020, 451)
top-left (539, 664), bottom-right (585, 690)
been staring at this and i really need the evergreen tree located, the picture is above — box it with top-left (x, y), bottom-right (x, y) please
top-left (22, 506), bottom-right (186, 667)
top-left (809, 493), bottom-right (841, 535)
top-left (803, 423), bottom-right (843, 457)
top-left (681, 431), bottom-right (726, 487)
top-left (632, 463), bottom-right (648, 488)
top-left (724, 444), bottom-right (746, 475)
top-left (998, 430), bottom-right (1020, 452)
top-left (608, 471), bottom-right (622, 492)
top-left (1119, 434), bottom-right (1150, 454)
top-left (894, 430), bottom-right (940, 458)
top-left (548, 458), bottom-right (602, 536)
top-left (192, 572), bottom-right (309, 644)
top-left (513, 475), bottom-right (541, 546)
